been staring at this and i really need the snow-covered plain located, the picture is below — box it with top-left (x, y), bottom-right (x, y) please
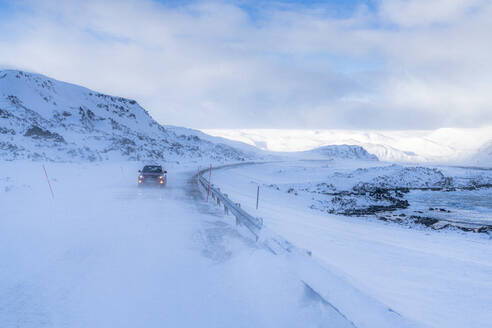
top-left (1, 161), bottom-right (422, 328)
top-left (210, 161), bottom-right (492, 328)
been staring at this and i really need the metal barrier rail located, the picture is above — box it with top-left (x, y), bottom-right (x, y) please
top-left (198, 173), bottom-right (263, 240)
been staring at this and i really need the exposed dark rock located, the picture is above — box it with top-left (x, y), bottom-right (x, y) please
top-left (0, 127), bottom-right (16, 135)
top-left (120, 137), bottom-right (136, 146)
top-left (87, 109), bottom-right (95, 120)
top-left (475, 226), bottom-right (491, 233)
top-left (24, 126), bottom-right (65, 143)
top-left (0, 108), bottom-right (11, 118)
top-left (342, 201), bottom-right (409, 216)
top-left (410, 216), bottom-right (439, 227)
top-left (7, 95), bottom-right (21, 105)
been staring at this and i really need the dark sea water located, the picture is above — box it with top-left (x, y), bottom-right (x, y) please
top-left (406, 188), bottom-right (492, 224)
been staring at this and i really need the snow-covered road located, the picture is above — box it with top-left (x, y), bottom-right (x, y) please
top-left (210, 161), bottom-right (492, 328)
top-left (1, 162), bottom-right (362, 328)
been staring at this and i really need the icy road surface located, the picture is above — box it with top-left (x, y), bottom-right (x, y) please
top-left (1, 162), bottom-right (361, 328)
top-left (210, 161), bottom-right (492, 328)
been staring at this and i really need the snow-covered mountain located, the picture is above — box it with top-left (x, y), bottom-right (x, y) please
top-left (0, 70), bottom-right (256, 162)
top-left (297, 144), bottom-right (378, 161)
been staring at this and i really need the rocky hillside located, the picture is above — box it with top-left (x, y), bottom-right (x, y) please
top-left (0, 70), bottom-right (256, 162)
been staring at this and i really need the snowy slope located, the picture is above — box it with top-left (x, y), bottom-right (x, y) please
top-left (361, 143), bottom-right (425, 163)
top-left (0, 70), bottom-right (255, 162)
top-left (469, 140), bottom-right (492, 167)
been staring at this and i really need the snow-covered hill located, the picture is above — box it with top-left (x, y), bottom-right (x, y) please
top-left (0, 70), bottom-right (256, 162)
top-left (296, 144), bottom-right (378, 161)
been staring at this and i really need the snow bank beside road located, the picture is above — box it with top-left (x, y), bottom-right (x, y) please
top-left (210, 161), bottom-right (492, 328)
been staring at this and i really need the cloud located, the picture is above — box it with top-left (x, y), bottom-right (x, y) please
top-left (379, 0), bottom-right (487, 27)
top-left (0, 0), bottom-right (491, 130)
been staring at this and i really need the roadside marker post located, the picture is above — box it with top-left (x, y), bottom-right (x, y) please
top-left (42, 164), bottom-right (55, 199)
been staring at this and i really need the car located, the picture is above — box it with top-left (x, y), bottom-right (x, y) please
top-left (138, 165), bottom-right (167, 187)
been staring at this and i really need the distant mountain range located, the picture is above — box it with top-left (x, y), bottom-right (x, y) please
top-left (203, 128), bottom-right (492, 164)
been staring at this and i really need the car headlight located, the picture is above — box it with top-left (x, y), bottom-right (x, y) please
top-left (159, 176), bottom-right (163, 179)
top-left (139, 175), bottom-right (143, 179)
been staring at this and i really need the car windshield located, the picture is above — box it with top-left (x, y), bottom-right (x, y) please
top-left (142, 165), bottom-right (162, 173)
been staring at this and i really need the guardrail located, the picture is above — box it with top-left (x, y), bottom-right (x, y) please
top-left (198, 172), bottom-right (263, 240)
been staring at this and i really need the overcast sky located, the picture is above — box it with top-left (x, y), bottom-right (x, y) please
top-left (0, 0), bottom-right (491, 130)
